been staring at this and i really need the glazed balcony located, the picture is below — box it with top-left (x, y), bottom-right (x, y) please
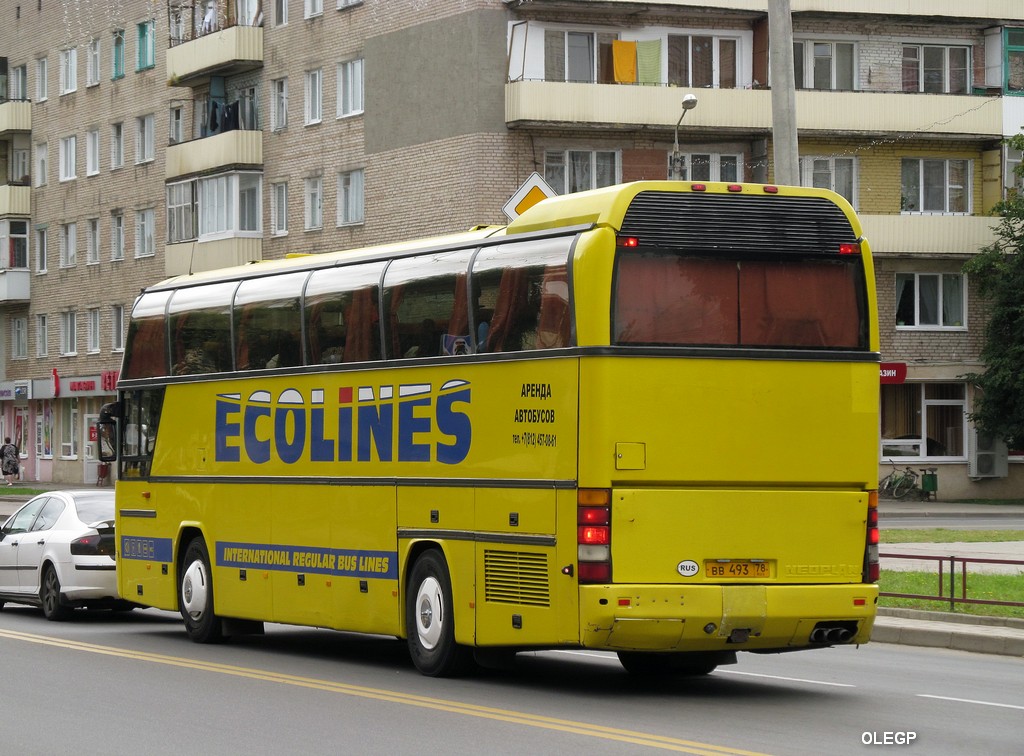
top-left (166, 10), bottom-right (263, 88)
top-left (505, 81), bottom-right (1003, 140)
top-left (166, 129), bottom-right (262, 180)
top-left (0, 100), bottom-right (31, 136)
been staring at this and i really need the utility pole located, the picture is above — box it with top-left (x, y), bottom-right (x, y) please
top-left (767, 0), bottom-right (799, 186)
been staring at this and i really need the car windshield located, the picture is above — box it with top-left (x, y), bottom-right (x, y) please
top-left (74, 493), bottom-right (115, 523)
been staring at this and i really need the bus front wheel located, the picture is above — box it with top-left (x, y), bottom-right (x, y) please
top-left (179, 537), bottom-right (223, 644)
top-left (405, 550), bottom-right (472, 677)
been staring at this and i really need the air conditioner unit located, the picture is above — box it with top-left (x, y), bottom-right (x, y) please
top-left (967, 428), bottom-right (1009, 479)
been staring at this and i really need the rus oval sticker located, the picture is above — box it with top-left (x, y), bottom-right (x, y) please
top-left (676, 560), bottom-right (699, 577)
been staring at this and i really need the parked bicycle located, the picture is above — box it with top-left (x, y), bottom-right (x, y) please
top-left (879, 461), bottom-right (920, 499)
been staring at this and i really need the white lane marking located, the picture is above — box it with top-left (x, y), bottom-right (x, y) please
top-left (718, 670), bottom-right (855, 688)
top-left (918, 694), bottom-right (1024, 711)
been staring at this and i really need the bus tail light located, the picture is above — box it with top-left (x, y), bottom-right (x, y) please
top-left (578, 489), bottom-right (611, 584)
top-left (864, 491), bottom-right (879, 583)
top-left (839, 241), bottom-right (861, 255)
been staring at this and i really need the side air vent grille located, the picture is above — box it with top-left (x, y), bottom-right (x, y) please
top-left (620, 191), bottom-right (858, 255)
top-left (484, 550), bottom-right (550, 607)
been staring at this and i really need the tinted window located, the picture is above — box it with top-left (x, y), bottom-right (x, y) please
top-left (304, 262), bottom-right (385, 364)
top-left (383, 251), bottom-right (473, 358)
top-left (169, 282), bottom-right (237, 375)
top-left (234, 272), bottom-right (307, 370)
top-left (122, 291), bottom-right (171, 379)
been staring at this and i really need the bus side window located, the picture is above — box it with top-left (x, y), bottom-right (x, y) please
top-left (168, 282), bottom-right (235, 375)
top-left (120, 388), bottom-right (164, 480)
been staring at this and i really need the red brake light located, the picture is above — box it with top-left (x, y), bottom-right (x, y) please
top-left (726, 184), bottom-right (742, 192)
top-left (690, 183), bottom-right (707, 192)
top-left (578, 525), bottom-right (610, 545)
top-left (70, 534), bottom-right (101, 556)
top-left (577, 562), bottom-right (611, 583)
top-left (763, 185), bottom-right (779, 193)
top-left (864, 492), bottom-right (879, 583)
top-left (617, 236), bottom-right (640, 248)
top-left (578, 489), bottom-right (612, 584)
top-left (578, 506), bottom-right (609, 526)
top-left (839, 242), bottom-right (861, 255)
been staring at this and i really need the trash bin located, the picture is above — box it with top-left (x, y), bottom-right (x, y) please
top-left (920, 468), bottom-right (938, 500)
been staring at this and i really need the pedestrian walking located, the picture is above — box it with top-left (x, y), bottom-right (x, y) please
top-left (0, 436), bottom-right (19, 486)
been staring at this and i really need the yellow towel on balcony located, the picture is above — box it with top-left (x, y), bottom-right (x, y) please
top-left (637, 40), bottom-right (662, 85)
top-left (612, 40), bottom-right (637, 84)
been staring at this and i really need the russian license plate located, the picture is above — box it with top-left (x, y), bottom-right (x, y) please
top-left (704, 560), bottom-right (771, 578)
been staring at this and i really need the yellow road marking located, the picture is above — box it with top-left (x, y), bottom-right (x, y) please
top-left (0, 627), bottom-right (769, 755)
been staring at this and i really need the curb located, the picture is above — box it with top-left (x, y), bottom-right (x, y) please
top-left (872, 609), bottom-right (1024, 657)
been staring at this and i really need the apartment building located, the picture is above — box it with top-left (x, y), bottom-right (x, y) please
top-left (0, 0), bottom-right (1021, 495)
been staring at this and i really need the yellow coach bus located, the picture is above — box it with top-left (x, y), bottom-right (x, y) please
top-left (100, 181), bottom-right (880, 677)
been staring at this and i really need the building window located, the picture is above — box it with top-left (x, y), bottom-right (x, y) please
top-left (60, 223), bottom-right (77, 268)
top-left (271, 182), bottom-right (288, 235)
top-left (12, 149), bottom-right (29, 184)
top-left (111, 122), bottom-right (124, 169)
top-left (337, 169), bottom-right (365, 225)
top-left (11, 317), bottom-right (27, 359)
top-left (1007, 147), bottom-right (1023, 198)
top-left (197, 173), bottom-right (262, 237)
top-left (112, 305), bottom-right (125, 351)
top-left (794, 41), bottom-right (855, 90)
top-left (5, 221), bottom-right (28, 269)
top-left (167, 181), bottom-right (197, 243)
top-left (87, 308), bottom-right (101, 353)
top-left (135, 209), bottom-right (156, 257)
top-left (305, 69), bottom-right (322, 124)
top-left (86, 129), bottom-right (100, 176)
top-left (544, 150), bottom-right (620, 194)
top-left (34, 143), bottom-right (47, 187)
top-left (36, 57), bottom-right (48, 101)
top-left (59, 136), bottom-right (76, 181)
top-left (801, 156), bottom-right (856, 207)
top-left (136, 115), bottom-right (155, 163)
top-left (271, 78), bottom-right (288, 131)
top-left (895, 273), bottom-right (965, 329)
top-left (1008, 28), bottom-right (1024, 92)
top-left (10, 65), bottom-right (27, 100)
top-left (275, 0), bottom-right (288, 26)
top-left (305, 0), bottom-right (323, 19)
top-left (668, 35), bottom-right (739, 89)
top-left (338, 0), bottom-right (362, 8)
top-left (111, 212), bottom-right (125, 260)
top-left (901, 158), bottom-right (970, 214)
top-left (36, 314), bottom-right (48, 357)
top-left (112, 30), bottom-right (125, 79)
top-left (902, 45), bottom-right (969, 94)
top-left (544, 30), bottom-right (617, 83)
top-left (87, 39), bottom-right (101, 86)
top-left (59, 48), bottom-right (78, 94)
top-left (881, 382), bottom-right (966, 459)
top-left (669, 152), bottom-right (743, 182)
top-left (337, 59), bottom-right (364, 117)
top-left (60, 312), bottom-right (78, 356)
top-left (137, 21), bottom-right (156, 71)
top-left (86, 218), bottom-right (100, 264)
top-left (35, 229), bottom-right (47, 273)
top-left (36, 401), bottom-right (53, 458)
top-left (169, 106), bottom-right (184, 145)
top-left (305, 177), bottom-right (323, 229)
top-left (61, 397), bottom-right (79, 458)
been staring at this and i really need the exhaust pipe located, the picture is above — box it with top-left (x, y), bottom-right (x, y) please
top-left (809, 628), bottom-right (828, 643)
top-left (827, 627), bottom-right (853, 643)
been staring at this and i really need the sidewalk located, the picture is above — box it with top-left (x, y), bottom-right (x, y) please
top-left (1, 485), bottom-right (1021, 658)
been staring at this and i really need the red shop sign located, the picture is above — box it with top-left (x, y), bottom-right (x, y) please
top-left (880, 362), bottom-right (907, 384)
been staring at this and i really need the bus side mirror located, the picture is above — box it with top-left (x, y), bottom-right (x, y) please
top-left (97, 419), bottom-right (117, 463)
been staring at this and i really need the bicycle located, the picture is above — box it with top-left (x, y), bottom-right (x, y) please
top-left (879, 461), bottom-right (920, 499)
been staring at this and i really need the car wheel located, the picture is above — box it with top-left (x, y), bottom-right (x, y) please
top-left (179, 536), bottom-right (223, 643)
top-left (41, 564), bottom-right (71, 621)
top-left (405, 549), bottom-right (473, 677)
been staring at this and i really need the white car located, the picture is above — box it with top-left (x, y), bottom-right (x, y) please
top-left (0, 490), bottom-right (128, 619)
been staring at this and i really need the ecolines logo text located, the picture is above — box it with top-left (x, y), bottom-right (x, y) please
top-left (215, 381), bottom-right (472, 465)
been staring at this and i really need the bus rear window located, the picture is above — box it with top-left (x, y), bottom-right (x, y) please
top-left (613, 250), bottom-right (866, 349)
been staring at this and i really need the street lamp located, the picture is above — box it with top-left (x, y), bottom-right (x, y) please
top-left (671, 93), bottom-right (698, 181)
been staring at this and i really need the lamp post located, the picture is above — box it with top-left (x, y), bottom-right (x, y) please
top-left (671, 93), bottom-right (698, 181)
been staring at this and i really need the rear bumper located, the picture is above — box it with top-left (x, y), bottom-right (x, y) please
top-left (579, 583), bottom-right (877, 652)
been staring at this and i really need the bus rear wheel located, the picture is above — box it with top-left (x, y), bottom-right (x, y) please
top-left (617, 651), bottom-right (722, 677)
top-left (179, 537), bottom-right (223, 644)
top-left (405, 550), bottom-right (472, 677)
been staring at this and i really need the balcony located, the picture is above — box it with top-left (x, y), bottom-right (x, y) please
top-left (641, 0), bottom-right (1021, 21)
top-left (0, 100), bottom-right (31, 136)
top-left (166, 129), bottom-right (262, 180)
top-left (167, 21), bottom-right (262, 88)
top-left (859, 214), bottom-right (999, 257)
top-left (0, 185), bottom-right (30, 216)
top-left (505, 81), bottom-right (1003, 139)
top-left (165, 237), bottom-right (262, 277)
top-left (0, 267), bottom-right (30, 303)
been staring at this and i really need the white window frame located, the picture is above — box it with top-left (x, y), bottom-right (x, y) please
top-left (544, 149), bottom-right (621, 194)
top-left (902, 44), bottom-right (970, 94)
top-left (60, 312), bottom-right (78, 356)
top-left (87, 308), bottom-right (101, 353)
top-left (10, 65), bottom-right (27, 100)
top-left (86, 129), bottom-right (100, 176)
top-left (801, 155), bottom-right (857, 208)
top-left (167, 180), bottom-right (197, 243)
top-left (59, 136), bottom-right (77, 182)
top-left (895, 272), bottom-right (967, 330)
top-left (271, 181), bottom-right (288, 235)
top-left (304, 69), bottom-right (322, 125)
top-left (667, 33), bottom-right (742, 89)
top-left (304, 177), bottom-right (323, 230)
top-left (793, 40), bottom-right (856, 91)
top-left (87, 38), bottom-right (101, 86)
top-left (111, 122), bottom-right (124, 169)
top-left (275, 0), bottom-right (289, 26)
top-left (86, 218), bottom-right (100, 264)
top-left (305, 0), bottom-right (324, 19)
top-left (34, 142), bottom-right (47, 187)
top-left (36, 58), bottom-right (48, 101)
top-left (60, 397), bottom-right (79, 459)
top-left (112, 30), bottom-right (125, 79)
top-left (271, 78), bottom-right (288, 131)
top-left (136, 115), bottom-right (155, 164)
top-left (337, 0), bottom-right (363, 8)
top-left (60, 222), bottom-right (77, 268)
top-left (60, 47), bottom-right (78, 95)
top-left (197, 172), bottom-right (263, 239)
top-left (337, 169), bottom-right (365, 226)
top-left (36, 314), bottom-right (48, 357)
top-left (135, 209), bottom-right (156, 258)
top-left (111, 213), bottom-right (125, 261)
top-left (35, 229), bottom-right (47, 273)
top-left (901, 158), bottom-right (971, 215)
top-left (169, 106), bottom-right (184, 145)
top-left (112, 305), bottom-right (125, 352)
top-left (337, 59), bottom-right (364, 117)
top-left (668, 152), bottom-right (744, 183)
top-left (11, 317), bottom-right (27, 360)
top-left (881, 382), bottom-right (968, 461)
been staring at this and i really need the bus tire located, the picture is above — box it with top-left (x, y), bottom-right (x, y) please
top-left (179, 537), bottom-right (223, 644)
top-left (405, 550), bottom-right (472, 677)
top-left (617, 651), bottom-right (719, 677)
